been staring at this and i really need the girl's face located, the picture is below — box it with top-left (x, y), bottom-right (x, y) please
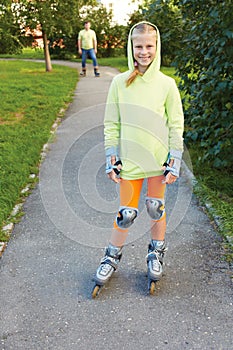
top-left (132, 33), bottom-right (157, 73)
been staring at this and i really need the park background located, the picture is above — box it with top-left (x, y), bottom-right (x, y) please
top-left (0, 0), bottom-right (232, 261)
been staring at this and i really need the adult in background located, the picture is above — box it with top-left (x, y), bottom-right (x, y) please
top-left (77, 21), bottom-right (100, 77)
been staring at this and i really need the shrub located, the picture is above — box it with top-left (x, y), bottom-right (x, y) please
top-left (174, 0), bottom-right (233, 169)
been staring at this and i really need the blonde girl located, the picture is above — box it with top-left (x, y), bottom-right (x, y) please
top-left (92, 22), bottom-right (184, 297)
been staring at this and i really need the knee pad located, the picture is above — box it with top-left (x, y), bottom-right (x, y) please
top-left (116, 206), bottom-right (138, 229)
top-left (145, 197), bottom-right (165, 221)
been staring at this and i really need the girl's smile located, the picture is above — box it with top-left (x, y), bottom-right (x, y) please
top-left (133, 33), bottom-right (157, 73)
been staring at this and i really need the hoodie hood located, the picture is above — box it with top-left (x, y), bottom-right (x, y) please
top-left (127, 21), bottom-right (161, 81)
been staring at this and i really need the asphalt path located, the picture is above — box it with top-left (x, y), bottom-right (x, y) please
top-left (0, 61), bottom-right (232, 350)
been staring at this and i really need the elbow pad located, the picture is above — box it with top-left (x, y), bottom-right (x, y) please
top-left (163, 150), bottom-right (182, 177)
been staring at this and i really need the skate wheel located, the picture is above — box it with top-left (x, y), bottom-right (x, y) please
top-left (149, 281), bottom-right (156, 295)
top-left (92, 285), bottom-right (101, 299)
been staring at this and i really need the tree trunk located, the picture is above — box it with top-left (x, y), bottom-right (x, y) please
top-left (42, 30), bottom-right (52, 72)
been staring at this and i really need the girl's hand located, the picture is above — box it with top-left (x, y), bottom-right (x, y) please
top-left (162, 158), bottom-right (178, 184)
top-left (107, 156), bottom-right (122, 183)
top-left (107, 170), bottom-right (121, 183)
top-left (162, 172), bottom-right (177, 184)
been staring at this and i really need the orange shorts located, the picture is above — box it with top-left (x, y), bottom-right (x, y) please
top-left (113, 175), bottom-right (166, 230)
top-left (119, 175), bottom-right (166, 208)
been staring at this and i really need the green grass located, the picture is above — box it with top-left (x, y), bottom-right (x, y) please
top-left (0, 47), bottom-right (45, 60)
top-left (97, 57), bottom-right (128, 72)
top-left (0, 60), bottom-right (78, 240)
top-left (188, 146), bottom-right (233, 262)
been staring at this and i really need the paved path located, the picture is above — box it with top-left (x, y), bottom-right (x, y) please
top-left (0, 61), bottom-right (232, 350)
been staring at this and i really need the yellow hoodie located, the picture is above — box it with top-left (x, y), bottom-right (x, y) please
top-left (104, 22), bottom-right (184, 180)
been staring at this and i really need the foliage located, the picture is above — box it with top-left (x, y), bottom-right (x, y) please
top-left (12, 0), bottom-right (96, 37)
top-left (97, 24), bottom-right (127, 58)
top-left (0, 1), bottom-right (23, 54)
top-left (128, 0), bottom-right (183, 65)
top-left (173, 0), bottom-right (233, 169)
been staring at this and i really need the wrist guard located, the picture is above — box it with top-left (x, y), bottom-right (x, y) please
top-left (163, 150), bottom-right (182, 177)
top-left (105, 146), bottom-right (122, 175)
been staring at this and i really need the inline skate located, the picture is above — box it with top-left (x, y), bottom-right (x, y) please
top-left (146, 240), bottom-right (167, 295)
top-left (92, 244), bottom-right (122, 298)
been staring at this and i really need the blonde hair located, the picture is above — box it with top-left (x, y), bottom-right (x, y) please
top-left (126, 23), bottom-right (157, 87)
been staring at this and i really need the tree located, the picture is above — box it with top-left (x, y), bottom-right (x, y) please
top-left (11, 0), bottom-right (97, 71)
top-left (173, 0), bottom-right (233, 168)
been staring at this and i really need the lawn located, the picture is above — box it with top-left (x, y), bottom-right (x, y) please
top-left (0, 59), bottom-right (78, 241)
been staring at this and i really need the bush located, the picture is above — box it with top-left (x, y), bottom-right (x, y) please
top-left (174, 0), bottom-right (233, 169)
top-left (0, 32), bottom-right (22, 54)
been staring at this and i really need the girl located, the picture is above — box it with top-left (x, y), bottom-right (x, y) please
top-left (92, 22), bottom-right (184, 296)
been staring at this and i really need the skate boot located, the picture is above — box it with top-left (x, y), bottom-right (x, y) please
top-left (80, 68), bottom-right (86, 76)
top-left (94, 68), bottom-right (100, 77)
top-left (92, 244), bottom-right (122, 298)
top-left (146, 240), bottom-right (167, 295)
